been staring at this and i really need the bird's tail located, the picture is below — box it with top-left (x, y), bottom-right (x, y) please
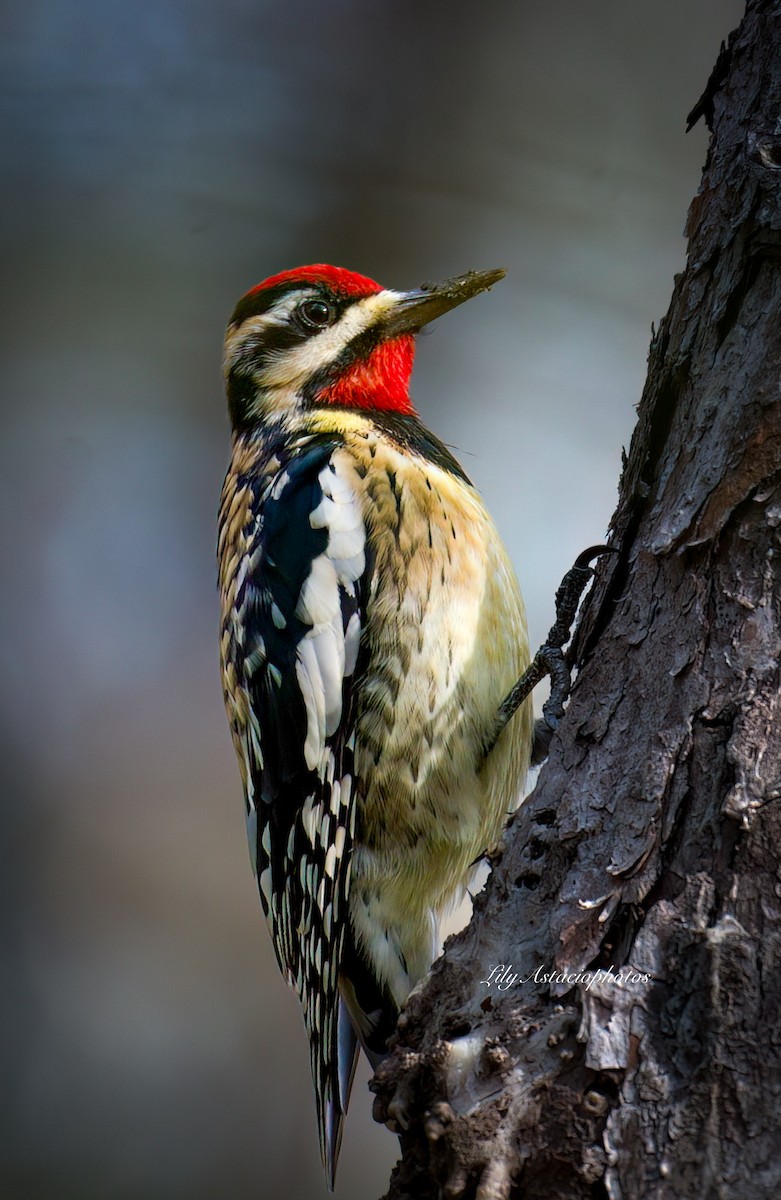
top-left (309, 952), bottom-right (399, 1188)
top-left (312, 995), bottom-right (359, 1190)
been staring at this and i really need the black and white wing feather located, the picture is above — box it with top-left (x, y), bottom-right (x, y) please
top-left (233, 440), bottom-right (367, 1186)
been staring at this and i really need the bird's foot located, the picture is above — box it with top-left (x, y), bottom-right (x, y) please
top-left (490, 545), bottom-right (616, 759)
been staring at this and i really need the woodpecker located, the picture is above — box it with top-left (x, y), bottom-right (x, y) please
top-left (218, 264), bottom-right (533, 1187)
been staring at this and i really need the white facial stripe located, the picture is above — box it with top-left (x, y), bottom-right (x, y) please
top-left (249, 288), bottom-right (403, 389)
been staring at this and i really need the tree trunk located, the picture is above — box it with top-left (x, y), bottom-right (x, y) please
top-left (372, 3), bottom-right (781, 1197)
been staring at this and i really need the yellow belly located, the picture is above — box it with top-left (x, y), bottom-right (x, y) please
top-left (333, 429), bottom-right (532, 1004)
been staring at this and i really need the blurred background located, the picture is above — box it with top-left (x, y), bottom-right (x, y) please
top-left (0, 2), bottom-right (743, 1197)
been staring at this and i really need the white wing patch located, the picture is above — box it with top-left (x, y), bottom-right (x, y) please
top-left (294, 461), bottom-right (366, 771)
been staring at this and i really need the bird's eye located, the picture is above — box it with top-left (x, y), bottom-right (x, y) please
top-left (297, 299), bottom-right (333, 330)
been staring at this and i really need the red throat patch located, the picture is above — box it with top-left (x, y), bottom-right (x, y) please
top-left (320, 335), bottom-right (416, 413)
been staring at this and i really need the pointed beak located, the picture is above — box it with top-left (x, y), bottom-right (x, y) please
top-left (382, 268), bottom-right (507, 338)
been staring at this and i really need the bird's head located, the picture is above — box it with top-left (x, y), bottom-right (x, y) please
top-left (223, 263), bottom-right (506, 431)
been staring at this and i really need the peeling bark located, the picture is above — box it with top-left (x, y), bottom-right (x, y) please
top-left (373, 3), bottom-right (781, 1197)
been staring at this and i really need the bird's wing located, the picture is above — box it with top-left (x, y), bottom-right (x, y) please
top-left (236, 440), bottom-right (367, 1186)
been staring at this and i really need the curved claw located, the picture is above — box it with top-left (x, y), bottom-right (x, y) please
top-left (573, 544), bottom-right (619, 571)
top-left (540, 645), bottom-right (570, 730)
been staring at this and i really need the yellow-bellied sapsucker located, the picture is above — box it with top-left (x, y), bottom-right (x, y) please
top-left (217, 265), bottom-right (533, 1187)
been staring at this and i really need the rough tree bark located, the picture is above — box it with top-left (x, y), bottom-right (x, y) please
top-left (372, 3), bottom-right (781, 1197)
